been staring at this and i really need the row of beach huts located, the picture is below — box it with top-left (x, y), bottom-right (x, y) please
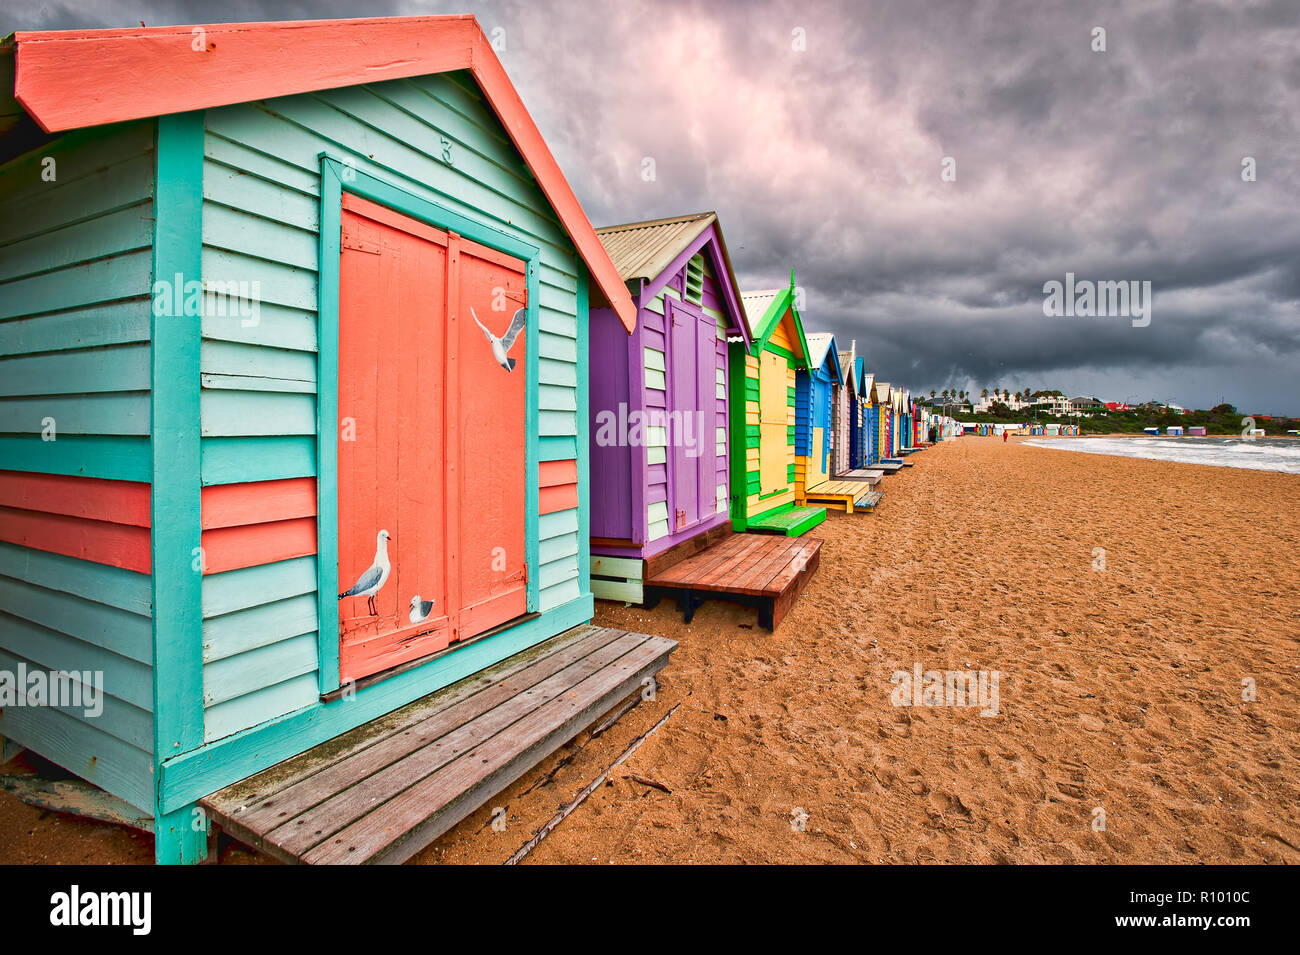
top-left (0, 17), bottom-right (953, 863)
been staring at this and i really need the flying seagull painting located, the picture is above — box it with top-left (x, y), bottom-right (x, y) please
top-left (470, 305), bottom-right (527, 372)
top-left (409, 595), bottom-right (435, 624)
top-left (338, 529), bottom-right (392, 616)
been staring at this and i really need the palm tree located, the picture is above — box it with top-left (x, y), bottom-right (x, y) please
top-left (981, 388), bottom-right (988, 398)
top-left (930, 389), bottom-right (936, 399)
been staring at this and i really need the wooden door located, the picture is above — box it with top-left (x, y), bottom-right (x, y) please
top-left (336, 194), bottom-right (527, 683)
top-left (758, 350), bottom-right (788, 495)
top-left (454, 236), bottom-right (529, 637)
top-left (667, 298), bottom-right (718, 532)
top-left (668, 300), bottom-right (699, 530)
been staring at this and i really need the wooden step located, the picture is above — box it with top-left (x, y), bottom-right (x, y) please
top-left (746, 504), bottom-right (826, 536)
top-left (644, 533), bottom-right (822, 630)
top-left (200, 625), bottom-right (676, 864)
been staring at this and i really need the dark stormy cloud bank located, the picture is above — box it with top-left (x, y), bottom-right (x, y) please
top-left (12, 0), bottom-right (1298, 412)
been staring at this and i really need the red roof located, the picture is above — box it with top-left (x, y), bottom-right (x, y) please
top-left (7, 16), bottom-right (635, 331)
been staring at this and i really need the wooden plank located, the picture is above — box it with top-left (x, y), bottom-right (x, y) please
top-left (770, 544), bottom-right (820, 630)
top-left (686, 536), bottom-right (763, 588)
top-left (201, 625), bottom-right (620, 825)
top-left (642, 521), bottom-right (731, 578)
top-left (700, 536), bottom-right (784, 592)
top-left (590, 577), bottom-right (643, 603)
top-left (745, 537), bottom-right (810, 592)
top-left (305, 636), bottom-right (674, 864)
top-left (589, 554), bottom-right (641, 580)
top-left (210, 630), bottom-right (638, 847)
top-left (651, 534), bottom-right (766, 591)
top-left (767, 539), bottom-right (822, 595)
top-left (0, 773), bottom-right (154, 832)
top-left (270, 631), bottom-right (653, 859)
top-left (649, 533), bottom-right (761, 589)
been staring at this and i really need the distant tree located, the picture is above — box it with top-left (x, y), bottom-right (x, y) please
top-left (981, 388), bottom-right (988, 398)
top-left (930, 389), bottom-right (936, 399)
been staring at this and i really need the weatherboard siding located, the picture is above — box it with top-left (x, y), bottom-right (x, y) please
top-left (195, 71), bottom-right (587, 740)
top-left (0, 122), bottom-right (158, 811)
top-left (0, 120), bottom-right (155, 479)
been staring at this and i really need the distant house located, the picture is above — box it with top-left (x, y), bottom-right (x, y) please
top-left (1034, 395), bottom-right (1074, 416)
top-left (1070, 396), bottom-right (1105, 415)
top-left (973, 391), bottom-right (1031, 413)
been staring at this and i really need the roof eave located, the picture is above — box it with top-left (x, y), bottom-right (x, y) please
top-left (10, 16), bottom-right (636, 333)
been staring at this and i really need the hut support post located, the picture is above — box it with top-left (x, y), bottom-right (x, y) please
top-left (150, 112), bottom-right (207, 864)
top-left (154, 803), bottom-right (210, 865)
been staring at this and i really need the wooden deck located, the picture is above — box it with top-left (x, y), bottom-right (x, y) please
top-left (644, 530), bottom-right (822, 630)
top-left (200, 625), bottom-right (675, 864)
top-left (833, 468), bottom-right (882, 487)
top-left (746, 504), bottom-right (826, 536)
top-left (800, 479), bottom-right (884, 514)
top-left (875, 461), bottom-right (904, 473)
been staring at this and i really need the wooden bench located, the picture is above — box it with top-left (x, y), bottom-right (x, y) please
top-left (644, 530), bottom-right (822, 630)
top-left (200, 625), bottom-right (675, 864)
top-left (799, 479), bottom-right (883, 514)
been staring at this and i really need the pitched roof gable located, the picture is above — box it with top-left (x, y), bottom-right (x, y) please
top-left (740, 279), bottom-right (810, 365)
top-left (6, 16), bottom-right (636, 331)
top-left (597, 211), bottom-right (752, 343)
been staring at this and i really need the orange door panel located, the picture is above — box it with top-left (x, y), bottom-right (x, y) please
top-left (454, 237), bottom-right (529, 638)
top-left (335, 194), bottom-right (528, 684)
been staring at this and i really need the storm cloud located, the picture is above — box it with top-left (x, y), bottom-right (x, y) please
top-left (11, 0), bottom-right (1298, 411)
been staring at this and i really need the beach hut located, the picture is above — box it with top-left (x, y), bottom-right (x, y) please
top-left (1166, 426), bottom-right (1184, 436)
top-left (793, 335), bottom-right (880, 514)
top-left (0, 16), bottom-right (680, 863)
top-left (874, 381), bottom-right (891, 457)
top-left (1188, 426), bottom-right (1208, 436)
top-left (831, 341), bottom-right (857, 476)
top-left (728, 281), bottom-right (827, 535)
top-left (794, 333), bottom-right (841, 493)
top-left (586, 212), bottom-right (752, 603)
top-left (1144, 427), bottom-right (1161, 435)
top-left (858, 367), bottom-right (876, 467)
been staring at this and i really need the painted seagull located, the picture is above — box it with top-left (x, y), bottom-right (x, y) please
top-left (338, 529), bottom-right (391, 616)
top-left (409, 594), bottom-right (435, 624)
top-left (470, 305), bottom-right (526, 372)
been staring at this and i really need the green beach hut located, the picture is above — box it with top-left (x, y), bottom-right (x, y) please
top-left (728, 280), bottom-right (827, 536)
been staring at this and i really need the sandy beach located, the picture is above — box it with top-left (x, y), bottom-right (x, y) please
top-left (3, 435), bottom-right (1297, 864)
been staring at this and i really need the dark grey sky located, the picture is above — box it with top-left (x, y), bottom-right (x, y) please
top-left (12, 1), bottom-right (1299, 412)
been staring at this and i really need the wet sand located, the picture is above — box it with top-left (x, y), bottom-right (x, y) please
top-left (3, 436), bottom-right (1297, 863)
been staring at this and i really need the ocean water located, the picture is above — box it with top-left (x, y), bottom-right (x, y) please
top-left (1024, 436), bottom-right (1300, 474)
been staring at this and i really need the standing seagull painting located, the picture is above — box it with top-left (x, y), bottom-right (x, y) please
top-left (470, 305), bottom-right (527, 372)
top-left (338, 529), bottom-right (392, 616)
